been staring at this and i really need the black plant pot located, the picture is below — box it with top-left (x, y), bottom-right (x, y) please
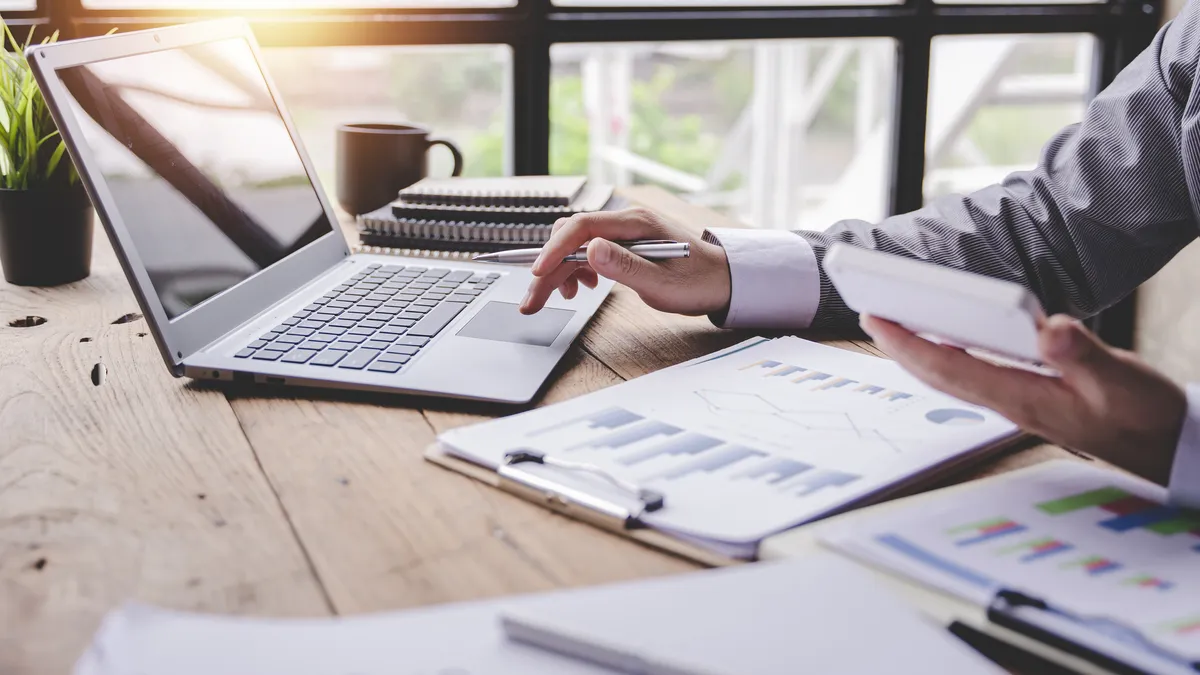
top-left (0, 184), bottom-right (94, 287)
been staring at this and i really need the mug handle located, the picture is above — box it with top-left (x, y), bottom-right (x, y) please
top-left (427, 137), bottom-right (464, 177)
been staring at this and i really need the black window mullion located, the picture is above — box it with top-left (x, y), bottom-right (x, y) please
top-left (888, 0), bottom-right (931, 216)
top-left (512, 0), bottom-right (549, 175)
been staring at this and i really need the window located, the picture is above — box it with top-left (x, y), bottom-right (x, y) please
top-left (924, 33), bottom-right (1095, 203)
top-left (551, 39), bottom-right (895, 229)
top-left (22, 0), bottom-right (1163, 344)
top-left (262, 45), bottom-right (511, 191)
top-left (82, 0), bottom-right (511, 8)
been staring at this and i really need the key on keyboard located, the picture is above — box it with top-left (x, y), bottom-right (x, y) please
top-left (232, 263), bottom-right (496, 375)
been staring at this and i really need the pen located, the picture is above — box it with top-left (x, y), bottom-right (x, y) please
top-left (473, 240), bottom-right (690, 265)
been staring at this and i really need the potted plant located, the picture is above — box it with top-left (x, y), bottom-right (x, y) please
top-left (0, 21), bottom-right (92, 287)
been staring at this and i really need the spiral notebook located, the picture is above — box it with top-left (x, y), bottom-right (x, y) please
top-left (389, 177), bottom-right (614, 225)
top-left (359, 176), bottom-right (620, 257)
top-left (399, 175), bottom-right (588, 207)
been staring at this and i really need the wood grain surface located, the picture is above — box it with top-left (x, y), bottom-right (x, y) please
top-left (0, 186), bottom-right (1084, 674)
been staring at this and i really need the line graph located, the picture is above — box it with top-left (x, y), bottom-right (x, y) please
top-left (694, 389), bottom-right (905, 454)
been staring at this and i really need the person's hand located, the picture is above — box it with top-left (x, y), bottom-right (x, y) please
top-left (860, 313), bottom-right (1187, 484)
top-left (519, 207), bottom-right (732, 317)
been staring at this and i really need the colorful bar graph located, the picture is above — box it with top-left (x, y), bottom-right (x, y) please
top-left (1100, 505), bottom-right (1184, 533)
top-left (1063, 555), bottom-right (1123, 576)
top-left (1036, 486), bottom-right (1130, 514)
top-left (854, 384), bottom-right (885, 395)
top-left (999, 537), bottom-right (1074, 563)
top-left (768, 366), bottom-right (807, 378)
top-left (1161, 615), bottom-right (1200, 635)
top-left (1037, 486), bottom-right (1200, 552)
top-left (816, 377), bottom-right (857, 391)
top-left (792, 371), bottom-right (832, 384)
top-left (946, 517), bottom-right (1028, 546)
top-left (1145, 512), bottom-right (1200, 535)
top-left (1123, 574), bottom-right (1175, 591)
top-left (882, 391), bottom-right (912, 402)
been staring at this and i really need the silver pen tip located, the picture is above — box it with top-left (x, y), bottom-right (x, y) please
top-left (473, 252), bottom-right (499, 262)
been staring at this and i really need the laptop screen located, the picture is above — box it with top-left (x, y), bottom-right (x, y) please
top-left (57, 38), bottom-right (334, 319)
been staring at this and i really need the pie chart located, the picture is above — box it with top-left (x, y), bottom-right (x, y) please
top-left (925, 408), bottom-right (986, 426)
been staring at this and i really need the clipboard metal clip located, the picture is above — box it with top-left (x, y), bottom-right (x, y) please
top-left (499, 450), bottom-right (665, 529)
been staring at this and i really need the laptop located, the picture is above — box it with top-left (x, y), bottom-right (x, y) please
top-left (29, 19), bottom-right (612, 404)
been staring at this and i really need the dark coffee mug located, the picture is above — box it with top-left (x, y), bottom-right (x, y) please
top-left (335, 123), bottom-right (464, 216)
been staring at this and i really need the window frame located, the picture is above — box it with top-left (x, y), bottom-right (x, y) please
top-left (15, 0), bottom-right (1160, 345)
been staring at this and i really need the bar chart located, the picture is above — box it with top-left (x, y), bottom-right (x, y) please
top-left (567, 419), bottom-right (683, 452)
top-left (738, 357), bottom-right (916, 401)
top-left (530, 404), bottom-right (865, 502)
top-left (1062, 555), bottom-right (1123, 576)
top-left (1122, 574), bottom-right (1175, 591)
top-left (792, 470), bottom-right (861, 496)
top-left (1036, 486), bottom-right (1200, 552)
top-left (999, 536), bottom-right (1074, 563)
top-left (734, 457), bottom-right (814, 485)
top-left (1161, 615), bottom-right (1200, 636)
top-left (823, 462), bottom-right (1200, 663)
top-left (656, 446), bottom-right (767, 482)
top-left (530, 406), bottom-right (645, 436)
top-left (619, 432), bottom-right (724, 467)
top-left (947, 517), bottom-right (1028, 546)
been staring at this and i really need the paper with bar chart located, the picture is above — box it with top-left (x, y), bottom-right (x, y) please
top-left (822, 460), bottom-right (1200, 660)
top-left (438, 337), bottom-right (1017, 555)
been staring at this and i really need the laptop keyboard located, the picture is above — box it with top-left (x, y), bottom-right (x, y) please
top-left (234, 263), bottom-right (500, 374)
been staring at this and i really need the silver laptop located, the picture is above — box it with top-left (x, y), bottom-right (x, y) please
top-left (29, 19), bottom-right (611, 404)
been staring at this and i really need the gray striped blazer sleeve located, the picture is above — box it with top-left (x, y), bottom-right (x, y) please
top-left (800, 1), bottom-right (1200, 330)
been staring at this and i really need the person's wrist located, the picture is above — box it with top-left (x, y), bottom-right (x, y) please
top-left (698, 239), bottom-right (732, 316)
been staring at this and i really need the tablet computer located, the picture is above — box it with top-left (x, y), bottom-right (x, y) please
top-left (823, 244), bottom-right (1045, 365)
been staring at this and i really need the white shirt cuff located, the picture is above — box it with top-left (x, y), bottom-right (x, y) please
top-left (701, 228), bottom-right (821, 330)
top-left (1168, 384), bottom-right (1200, 509)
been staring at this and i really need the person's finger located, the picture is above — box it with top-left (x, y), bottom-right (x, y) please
top-left (531, 210), bottom-right (668, 277)
top-left (1038, 315), bottom-right (1128, 389)
top-left (861, 315), bottom-right (1060, 422)
top-left (576, 267), bottom-right (599, 290)
top-left (585, 238), bottom-right (665, 288)
top-left (520, 263), bottom-right (583, 314)
top-left (560, 275), bottom-right (579, 300)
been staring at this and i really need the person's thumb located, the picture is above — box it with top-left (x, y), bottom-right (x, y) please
top-left (1039, 314), bottom-right (1125, 385)
top-left (587, 239), bottom-right (662, 286)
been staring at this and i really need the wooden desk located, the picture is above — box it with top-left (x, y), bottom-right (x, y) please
top-left (0, 186), bottom-right (1084, 675)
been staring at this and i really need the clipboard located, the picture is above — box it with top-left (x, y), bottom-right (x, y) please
top-left (425, 443), bottom-right (740, 567)
top-left (759, 459), bottom-right (1199, 675)
top-left (425, 430), bottom-right (1029, 568)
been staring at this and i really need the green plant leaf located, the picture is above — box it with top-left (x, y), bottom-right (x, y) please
top-left (45, 139), bottom-right (67, 179)
top-left (0, 16), bottom-right (99, 187)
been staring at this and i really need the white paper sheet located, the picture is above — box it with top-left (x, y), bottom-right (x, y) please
top-left (821, 460), bottom-right (1200, 662)
top-left (440, 336), bottom-right (1018, 551)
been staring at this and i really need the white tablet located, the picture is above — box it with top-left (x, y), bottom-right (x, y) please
top-left (823, 244), bottom-right (1045, 364)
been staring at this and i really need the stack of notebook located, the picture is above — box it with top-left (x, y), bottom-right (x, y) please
top-left (357, 175), bottom-right (616, 255)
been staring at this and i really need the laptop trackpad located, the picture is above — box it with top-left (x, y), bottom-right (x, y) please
top-left (455, 302), bottom-right (575, 347)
